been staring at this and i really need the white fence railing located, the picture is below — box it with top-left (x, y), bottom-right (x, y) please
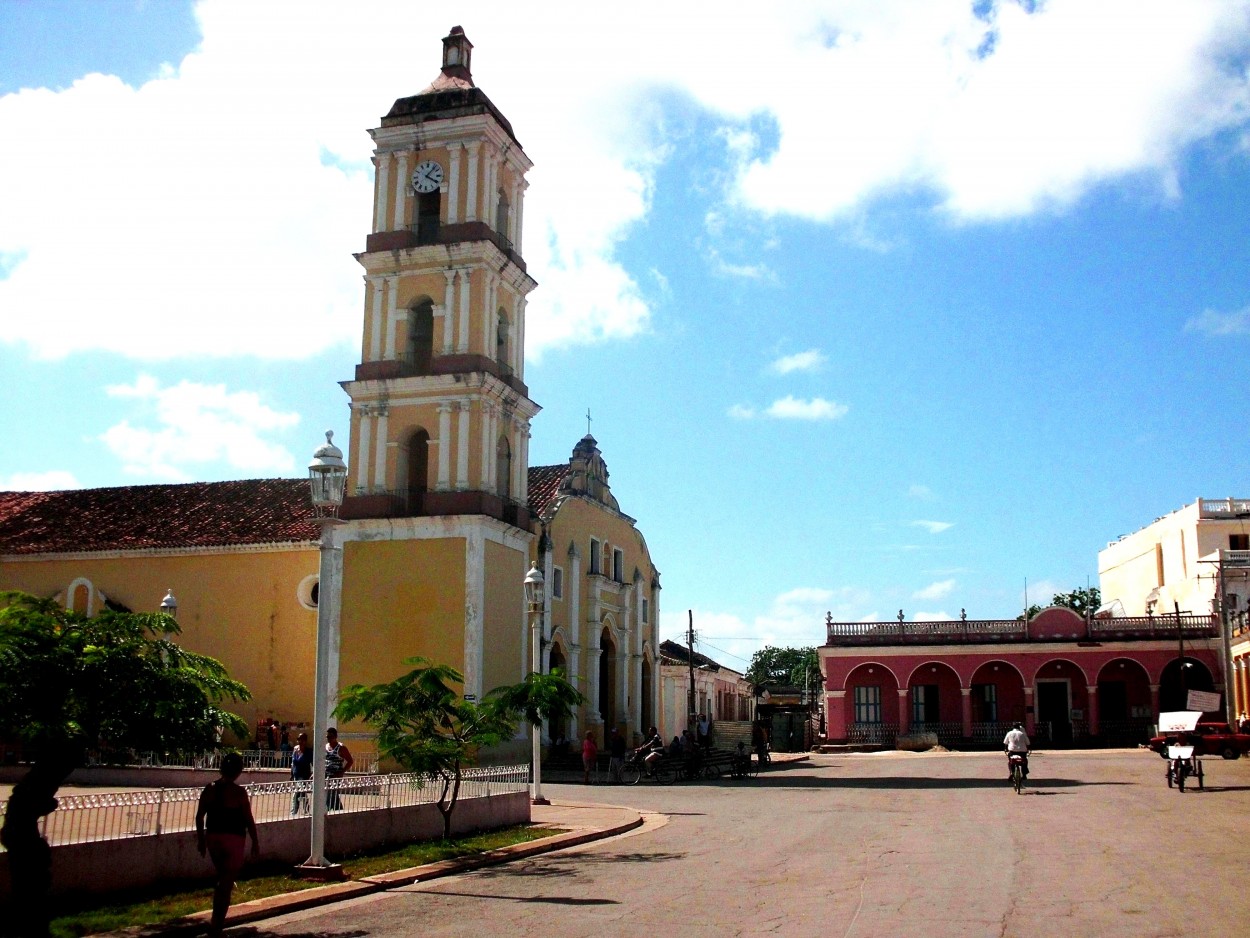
top-left (96, 749), bottom-right (379, 774)
top-left (0, 765), bottom-right (527, 850)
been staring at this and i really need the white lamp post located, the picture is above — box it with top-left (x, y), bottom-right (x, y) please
top-left (159, 589), bottom-right (178, 619)
top-left (301, 431), bottom-right (347, 875)
top-left (157, 588), bottom-right (177, 661)
top-left (524, 562), bottom-right (549, 805)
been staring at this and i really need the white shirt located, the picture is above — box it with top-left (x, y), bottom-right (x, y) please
top-left (1003, 728), bottom-right (1030, 753)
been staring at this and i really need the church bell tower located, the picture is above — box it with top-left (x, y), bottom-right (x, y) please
top-left (341, 25), bottom-right (539, 527)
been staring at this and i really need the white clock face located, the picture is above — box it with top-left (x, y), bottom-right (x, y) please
top-left (412, 160), bottom-right (444, 194)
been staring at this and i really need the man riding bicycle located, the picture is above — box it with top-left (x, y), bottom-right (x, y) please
top-left (1003, 721), bottom-right (1030, 782)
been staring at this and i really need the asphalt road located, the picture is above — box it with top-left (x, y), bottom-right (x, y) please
top-left (247, 749), bottom-right (1250, 938)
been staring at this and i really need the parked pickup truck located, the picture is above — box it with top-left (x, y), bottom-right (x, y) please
top-left (1148, 722), bottom-right (1250, 760)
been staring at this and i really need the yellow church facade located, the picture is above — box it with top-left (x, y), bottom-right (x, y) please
top-left (0, 27), bottom-right (660, 758)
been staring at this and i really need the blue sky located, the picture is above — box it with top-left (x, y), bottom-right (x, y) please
top-left (2, 0), bottom-right (1249, 673)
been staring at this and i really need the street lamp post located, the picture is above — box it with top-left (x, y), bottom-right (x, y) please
top-left (524, 562), bottom-right (549, 805)
top-left (300, 431), bottom-right (347, 876)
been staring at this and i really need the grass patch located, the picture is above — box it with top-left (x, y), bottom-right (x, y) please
top-left (47, 825), bottom-right (564, 937)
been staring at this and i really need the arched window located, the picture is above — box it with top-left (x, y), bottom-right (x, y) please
top-left (496, 310), bottom-right (509, 366)
top-left (496, 435), bottom-right (511, 499)
top-left (407, 429), bottom-right (430, 511)
top-left (496, 191), bottom-right (510, 241)
top-left (408, 299), bottom-right (434, 373)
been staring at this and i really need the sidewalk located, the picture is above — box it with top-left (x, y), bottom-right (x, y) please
top-left (133, 799), bottom-right (644, 936)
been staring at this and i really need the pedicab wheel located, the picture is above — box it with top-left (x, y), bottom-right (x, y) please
top-left (621, 763), bottom-right (641, 785)
top-left (1177, 761), bottom-right (1186, 792)
top-left (1197, 759), bottom-right (1205, 790)
top-left (1166, 763), bottom-right (1174, 788)
top-left (656, 764), bottom-right (678, 785)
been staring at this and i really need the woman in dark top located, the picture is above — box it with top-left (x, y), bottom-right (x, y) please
top-left (196, 752), bottom-right (259, 936)
top-left (290, 732), bottom-right (313, 815)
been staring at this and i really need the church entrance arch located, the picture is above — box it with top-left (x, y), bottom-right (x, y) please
top-left (548, 644), bottom-right (567, 742)
top-left (641, 656), bottom-right (653, 738)
top-left (599, 628), bottom-right (617, 730)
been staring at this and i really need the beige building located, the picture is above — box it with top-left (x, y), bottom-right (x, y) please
top-left (529, 436), bottom-right (661, 747)
top-left (1099, 497), bottom-right (1250, 719)
top-left (1098, 498), bottom-right (1250, 618)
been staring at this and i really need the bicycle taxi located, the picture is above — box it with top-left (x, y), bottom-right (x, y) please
top-left (1157, 711), bottom-right (1205, 792)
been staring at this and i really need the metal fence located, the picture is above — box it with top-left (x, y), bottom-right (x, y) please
top-left (0, 765), bottom-right (527, 850)
top-left (847, 722), bottom-right (898, 745)
top-left (908, 721), bottom-right (964, 746)
top-left (95, 749), bottom-right (379, 774)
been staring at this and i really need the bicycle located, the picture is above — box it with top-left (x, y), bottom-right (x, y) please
top-left (1166, 746), bottom-right (1203, 792)
top-left (1008, 752), bottom-right (1027, 794)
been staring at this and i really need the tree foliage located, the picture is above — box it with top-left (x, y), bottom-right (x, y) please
top-left (0, 590), bottom-right (251, 936)
top-left (335, 657), bottom-right (583, 838)
top-left (746, 645), bottom-right (821, 689)
top-left (1020, 586), bottom-right (1102, 621)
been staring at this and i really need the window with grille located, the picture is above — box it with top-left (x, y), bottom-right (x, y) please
top-left (853, 685), bottom-right (882, 723)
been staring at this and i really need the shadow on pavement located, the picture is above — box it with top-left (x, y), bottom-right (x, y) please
top-left (415, 890), bottom-right (617, 906)
top-left (231, 929), bottom-right (371, 938)
top-left (476, 850), bottom-right (687, 882)
top-left (739, 775), bottom-right (1129, 790)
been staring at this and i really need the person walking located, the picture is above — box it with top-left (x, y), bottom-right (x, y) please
top-left (607, 727), bottom-right (627, 783)
top-left (290, 731), bottom-right (312, 815)
top-left (196, 752), bottom-right (259, 937)
top-left (581, 730), bottom-right (598, 785)
top-left (325, 727), bottom-right (354, 810)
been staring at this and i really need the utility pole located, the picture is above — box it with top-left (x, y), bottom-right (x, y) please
top-left (686, 610), bottom-right (696, 729)
top-left (1217, 554), bottom-right (1237, 724)
top-left (1175, 600), bottom-right (1186, 699)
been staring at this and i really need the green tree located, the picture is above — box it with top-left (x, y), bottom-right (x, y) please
top-left (746, 645), bottom-right (822, 689)
top-left (1019, 587), bottom-right (1101, 620)
top-left (1051, 587), bottom-right (1101, 617)
top-left (0, 590), bottom-right (251, 936)
top-left (335, 657), bottom-right (583, 839)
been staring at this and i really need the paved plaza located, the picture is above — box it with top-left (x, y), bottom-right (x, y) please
top-left (240, 749), bottom-right (1250, 938)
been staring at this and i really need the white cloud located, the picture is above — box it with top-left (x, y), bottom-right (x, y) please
top-left (3, 1), bottom-right (1247, 363)
top-left (661, 585), bottom-right (873, 668)
top-left (912, 519), bottom-right (954, 534)
top-left (770, 349), bottom-right (826, 375)
top-left (913, 610), bottom-right (956, 621)
top-left (1023, 579), bottom-right (1065, 609)
top-left (705, 247), bottom-right (776, 282)
top-left (765, 396), bottom-right (849, 420)
top-left (727, 404), bottom-right (756, 419)
top-left (100, 375), bottom-right (300, 480)
top-left (0, 470), bottom-right (81, 491)
top-left (914, 578), bottom-right (956, 601)
top-left (1184, 306), bottom-right (1250, 336)
top-left (908, 484), bottom-right (935, 499)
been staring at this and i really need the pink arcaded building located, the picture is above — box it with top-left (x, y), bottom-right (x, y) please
top-left (819, 607), bottom-right (1222, 748)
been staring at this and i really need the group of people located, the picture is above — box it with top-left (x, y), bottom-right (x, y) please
top-left (195, 727), bottom-right (355, 936)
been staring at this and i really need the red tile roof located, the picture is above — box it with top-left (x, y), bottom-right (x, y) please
top-left (527, 464), bottom-right (570, 520)
top-left (0, 479), bottom-right (320, 555)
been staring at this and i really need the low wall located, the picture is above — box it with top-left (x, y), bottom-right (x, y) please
top-left (0, 791), bottom-right (528, 901)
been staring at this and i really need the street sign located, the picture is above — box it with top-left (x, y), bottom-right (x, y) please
top-left (1186, 690), bottom-right (1221, 713)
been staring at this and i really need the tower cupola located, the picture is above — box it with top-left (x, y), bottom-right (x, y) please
top-left (441, 26), bottom-right (473, 82)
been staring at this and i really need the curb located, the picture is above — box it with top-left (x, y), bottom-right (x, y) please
top-left (149, 811), bottom-right (645, 935)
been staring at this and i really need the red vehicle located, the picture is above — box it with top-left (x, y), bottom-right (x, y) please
top-left (1148, 722), bottom-right (1250, 760)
